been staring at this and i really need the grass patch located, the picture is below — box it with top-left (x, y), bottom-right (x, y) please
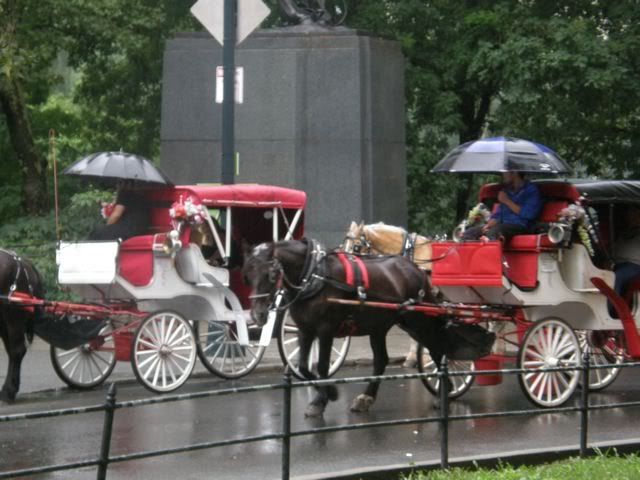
top-left (403, 451), bottom-right (640, 480)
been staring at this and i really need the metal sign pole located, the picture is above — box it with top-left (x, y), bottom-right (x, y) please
top-left (222, 0), bottom-right (237, 185)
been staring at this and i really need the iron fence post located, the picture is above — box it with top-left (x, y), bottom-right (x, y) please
top-left (439, 356), bottom-right (449, 470)
top-left (97, 383), bottom-right (117, 480)
top-left (282, 370), bottom-right (292, 480)
top-left (580, 349), bottom-right (590, 457)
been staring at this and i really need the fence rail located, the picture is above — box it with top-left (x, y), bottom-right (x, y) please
top-left (3, 353), bottom-right (640, 479)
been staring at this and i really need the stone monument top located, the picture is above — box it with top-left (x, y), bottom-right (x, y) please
top-left (277, 0), bottom-right (347, 28)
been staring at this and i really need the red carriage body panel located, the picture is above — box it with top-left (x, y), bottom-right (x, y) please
top-left (431, 242), bottom-right (503, 287)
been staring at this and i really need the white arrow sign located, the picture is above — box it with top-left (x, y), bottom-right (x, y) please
top-left (191, 0), bottom-right (270, 46)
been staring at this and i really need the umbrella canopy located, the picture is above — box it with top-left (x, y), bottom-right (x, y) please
top-left (63, 152), bottom-right (173, 185)
top-left (431, 137), bottom-right (571, 175)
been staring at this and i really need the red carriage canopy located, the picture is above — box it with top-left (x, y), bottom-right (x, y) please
top-left (170, 184), bottom-right (307, 209)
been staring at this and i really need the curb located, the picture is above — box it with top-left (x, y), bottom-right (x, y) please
top-left (298, 439), bottom-right (640, 480)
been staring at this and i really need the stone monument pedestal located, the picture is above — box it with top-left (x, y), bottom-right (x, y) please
top-left (161, 29), bottom-right (406, 245)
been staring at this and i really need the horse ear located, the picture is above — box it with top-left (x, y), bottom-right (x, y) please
top-left (350, 221), bottom-right (357, 231)
top-left (359, 221), bottom-right (365, 228)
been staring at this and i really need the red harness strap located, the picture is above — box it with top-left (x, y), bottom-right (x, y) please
top-left (336, 253), bottom-right (369, 289)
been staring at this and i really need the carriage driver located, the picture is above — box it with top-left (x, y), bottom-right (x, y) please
top-left (463, 171), bottom-right (542, 242)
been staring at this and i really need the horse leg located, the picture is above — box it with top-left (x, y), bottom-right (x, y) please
top-left (402, 340), bottom-right (419, 368)
top-left (428, 348), bottom-right (448, 410)
top-left (0, 318), bottom-right (27, 404)
top-left (299, 335), bottom-right (338, 417)
top-left (351, 332), bottom-right (389, 413)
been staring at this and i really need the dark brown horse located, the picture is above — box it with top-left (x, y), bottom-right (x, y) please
top-left (243, 239), bottom-right (449, 417)
top-left (0, 250), bottom-right (44, 403)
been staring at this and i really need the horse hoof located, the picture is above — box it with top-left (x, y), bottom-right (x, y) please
top-left (402, 354), bottom-right (417, 368)
top-left (350, 394), bottom-right (375, 413)
top-left (327, 386), bottom-right (338, 402)
top-left (305, 404), bottom-right (325, 418)
top-left (0, 391), bottom-right (15, 405)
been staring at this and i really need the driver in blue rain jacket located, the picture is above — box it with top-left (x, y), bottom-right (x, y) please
top-left (463, 172), bottom-right (542, 242)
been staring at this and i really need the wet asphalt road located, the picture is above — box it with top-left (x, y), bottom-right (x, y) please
top-left (2, 364), bottom-right (640, 480)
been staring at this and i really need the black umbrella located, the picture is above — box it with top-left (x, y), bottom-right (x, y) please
top-left (431, 137), bottom-right (571, 175)
top-left (63, 152), bottom-right (173, 185)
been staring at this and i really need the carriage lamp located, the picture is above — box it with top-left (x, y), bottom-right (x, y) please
top-left (163, 229), bottom-right (183, 255)
top-left (548, 222), bottom-right (572, 245)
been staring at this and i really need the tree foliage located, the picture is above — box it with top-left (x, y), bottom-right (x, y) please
top-left (346, 0), bottom-right (640, 235)
top-left (1, 0), bottom-right (640, 241)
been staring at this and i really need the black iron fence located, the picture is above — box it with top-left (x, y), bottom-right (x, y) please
top-left (2, 352), bottom-right (640, 480)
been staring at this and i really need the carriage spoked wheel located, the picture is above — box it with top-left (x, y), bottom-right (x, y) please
top-left (277, 311), bottom-right (351, 380)
top-left (416, 345), bottom-right (475, 399)
top-left (576, 330), bottom-right (624, 391)
top-left (131, 311), bottom-right (197, 393)
top-left (194, 318), bottom-right (265, 379)
top-left (50, 323), bottom-right (117, 389)
top-left (518, 318), bottom-right (581, 407)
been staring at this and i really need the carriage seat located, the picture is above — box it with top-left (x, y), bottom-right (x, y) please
top-left (175, 244), bottom-right (229, 287)
top-left (479, 183), bottom-right (579, 289)
top-left (479, 183), bottom-right (578, 253)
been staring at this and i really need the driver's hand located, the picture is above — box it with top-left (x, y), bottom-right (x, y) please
top-left (497, 191), bottom-right (508, 204)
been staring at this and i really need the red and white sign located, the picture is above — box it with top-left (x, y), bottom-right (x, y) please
top-left (215, 66), bottom-right (244, 104)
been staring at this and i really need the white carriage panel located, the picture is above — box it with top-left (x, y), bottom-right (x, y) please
top-left (559, 246), bottom-right (614, 292)
top-left (57, 241), bottom-right (119, 285)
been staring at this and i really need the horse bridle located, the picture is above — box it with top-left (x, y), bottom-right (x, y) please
top-left (343, 232), bottom-right (372, 255)
top-left (249, 240), bottom-right (326, 311)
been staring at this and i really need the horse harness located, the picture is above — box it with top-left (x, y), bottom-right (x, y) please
top-left (0, 248), bottom-right (34, 297)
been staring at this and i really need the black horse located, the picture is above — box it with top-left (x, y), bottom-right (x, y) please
top-left (0, 250), bottom-right (44, 403)
top-left (243, 239), bottom-right (451, 417)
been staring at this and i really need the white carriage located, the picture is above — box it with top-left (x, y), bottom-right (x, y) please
top-left (52, 184), bottom-right (311, 393)
top-left (423, 180), bottom-right (640, 407)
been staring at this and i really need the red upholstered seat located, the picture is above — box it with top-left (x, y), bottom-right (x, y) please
top-left (119, 235), bottom-right (154, 286)
top-left (506, 234), bottom-right (555, 251)
top-left (477, 182), bottom-right (580, 289)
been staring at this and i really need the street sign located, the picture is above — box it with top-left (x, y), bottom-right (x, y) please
top-left (191, 0), bottom-right (224, 45)
top-left (237, 0), bottom-right (270, 45)
top-left (215, 66), bottom-right (244, 104)
top-left (191, 0), bottom-right (270, 45)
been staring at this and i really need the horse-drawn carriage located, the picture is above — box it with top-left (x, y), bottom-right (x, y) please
top-left (341, 179), bottom-right (640, 408)
top-left (5, 183), bottom-right (314, 394)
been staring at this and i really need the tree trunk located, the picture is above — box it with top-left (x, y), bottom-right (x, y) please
top-left (0, 75), bottom-right (48, 214)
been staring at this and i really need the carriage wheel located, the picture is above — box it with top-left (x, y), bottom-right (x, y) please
top-left (277, 311), bottom-right (351, 380)
top-left (518, 318), bottom-right (581, 407)
top-left (577, 330), bottom-right (624, 391)
top-left (50, 324), bottom-right (116, 390)
top-left (131, 311), bottom-right (197, 393)
top-left (195, 319), bottom-right (265, 379)
top-left (416, 344), bottom-right (474, 399)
